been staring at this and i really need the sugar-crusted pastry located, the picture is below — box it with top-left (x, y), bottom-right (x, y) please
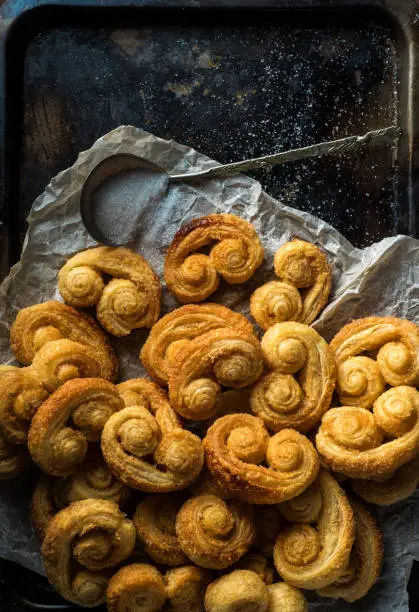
top-left (250, 322), bottom-right (335, 433)
top-left (133, 494), bottom-right (188, 566)
top-left (101, 379), bottom-right (204, 491)
top-left (164, 214), bottom-right (264, 303)
top-left (352, 454), bottom-right (419, 505)
top-left (0, 367), bottom-right (48, 444)
top-left (58, 246), bottom-right (161, 336)
top-left (107, 564), bottom-right (166, 612)
top-left (204, 570), bottom-right (308, 612)
top-left (31, 338), bottom-right (115, 391)
top-left (31, 475), bottom-right (58, 541)
top-left (250, 239), bottom-right (331, 330)
top-left (28, 378), bottom-right (123, 476)
top-left (140, 304), bottom-right (254, 386)
top-left (10, 301), bottom-right (118, 381)
top-left (169, 328), bottom-right (264, 421)
top-left (204, 413), bottom-right (319, 504)
top-left (175, 493), bottom-right (255, 569)
top-left (316, 386), bottom-right (419, 479)
top-left (274, 471), bottom-right (355, 589)
top-left (330, 316), bottom-right (419, 409)
top-left (164, 565), bottom-right (212, 612)
top-left (317, 497), bottom-right (383, 602)
top-left (41, 499), bottom-right (136, 607)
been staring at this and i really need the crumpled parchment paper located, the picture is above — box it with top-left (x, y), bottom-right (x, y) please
top-left (0, 126), bottom-right (418, 610)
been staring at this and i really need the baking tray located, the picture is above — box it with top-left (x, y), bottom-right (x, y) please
top-left (0, 0), bottom-right (418, 609)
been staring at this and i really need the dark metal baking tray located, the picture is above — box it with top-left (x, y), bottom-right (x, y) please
top-left (0, 0), bottom-right (418, 609)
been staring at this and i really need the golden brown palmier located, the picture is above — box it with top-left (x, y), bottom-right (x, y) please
top-left (41, 499), bottom-right (136, 607)
top-left (175, 494), bottom-right (255, 569)
top-left (164, 214), bottom-right (264, 303)
top-left (28, 378), bottom-right (123, 476)
top-left (31, 338), bottom-right (114, 391)
top-left (102, 379), bottom-right (204, 492)
top-left (250, 239), bottom-right (331, 330)
top-left (316, 386), bottom-right (419, 479)
top-left (204, 570), bottom-right (308, 612)
top-left (330, 316), bottom-right (419, 409)
top-left (140, 303), bottom-right (253, 386)
top-left (106, 563), bottom-right (167, 612)
top-left (317, 497), bottom-right (383, 602)
top-left (164, 565), bottom-right (212, 612)
top-left (58, 246), bottom-right (161, 336)
top-left (133, 494), bottom-right (188, 566)
top-left (250, 322), bottom-right (335, 433)
top-left (274, 471), bottom-right (355, 589)
top-left (0, 367), bottom-right (48, 444)
top-left (10, 301), bottom-right (118, 380)
top-left (352, 454), bottom-right (419, 505)
top-left (204, 413), bottom-right (319, 504)
top-left (254, 506), bottom-right (283, 557)
top-left (54, 447), bottom-right (130, 508)
top-left (235, 552), bottom-right (274, 585)
top-left (169, 328), bottom-right (264, 421)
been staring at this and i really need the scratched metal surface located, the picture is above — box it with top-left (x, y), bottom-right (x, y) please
top-left (16, 12), bottom-right (403, 251)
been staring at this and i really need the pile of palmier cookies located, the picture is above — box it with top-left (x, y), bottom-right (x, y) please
top-left (1, 212), bottom-right (418, 611)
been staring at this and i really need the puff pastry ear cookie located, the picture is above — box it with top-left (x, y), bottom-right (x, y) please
top-left (316, 386), bottom-right (419, 479)
top-left (250, 239), bottom-right (331, 330)
top-left (275, 471), bottom-right (355, 589)
top-left (169, 328), bottom-right (264, 421)
top-left (58, 246), bottom-right (161, 336)
top-left (250, 322), bottom-right (335, 433)
top-left (164, 214), bottom-right (264, 303)
top-left (317, 496), bottom-right (383, 602)
top-left (10, 301), bottom-right (118, 381)
top-left (101, 379), bottom-right (204, 492)
top-left (140, 303), bottom-right (254, 386)
top-left (330, 316), bottom-right (419, 409)
top-left (204, 413), bottom-right (319, 504)
top-left (41, 499), bottom-right (136, 607)
top-left (28, 378), bottom-right (123, 476)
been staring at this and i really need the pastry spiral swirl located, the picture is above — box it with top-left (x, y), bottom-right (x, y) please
top-left (31, 339), bottom-right (114, 391)
top-left (250, 322), bottom-right (335, 433)
top-left (0, 367), bottom-right (48, 444)
top-left (274, 471), bottom-right (355, 589)
top-left (164, 214), bottom-right (264, 303)
top-left (58, 246), bottom-right (161, 336)
top-left (133, 494), bottom-right (188, 566)
top-left (316, 386), bottom-right (419, 479)
top-left (10, 301), bottom-right (118, 380)
top-left (102, 379), bottom-right (204, 491)
top-left (28, 378), bottom-right (123, 476)
top-left (352, 454), bottom-right (419, 505)
top-left (250, 239), bottom-right (331, 330)
top-left (164, 565), bottom-right (212, 612)
top-left (330, 316), bottom-right (419, 408)
top-left (204, 570), bottom-right (308, 612)
top-left (204, 413), bottom-right (319, 504)
top-left (54, 447), bottom-right (130, 507)
top-left (169, 328), bottom-right (264, 420)
top-left (317, 497), bottom-right (383, 602)
top-left (175, 493), bottom-right (255, 569)
top-left (41, 499), bottom-right (136, 607)
top-left (107, 564), bottom-right (167, 612)
top-left (140, 304), bottom-right (254, 385)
